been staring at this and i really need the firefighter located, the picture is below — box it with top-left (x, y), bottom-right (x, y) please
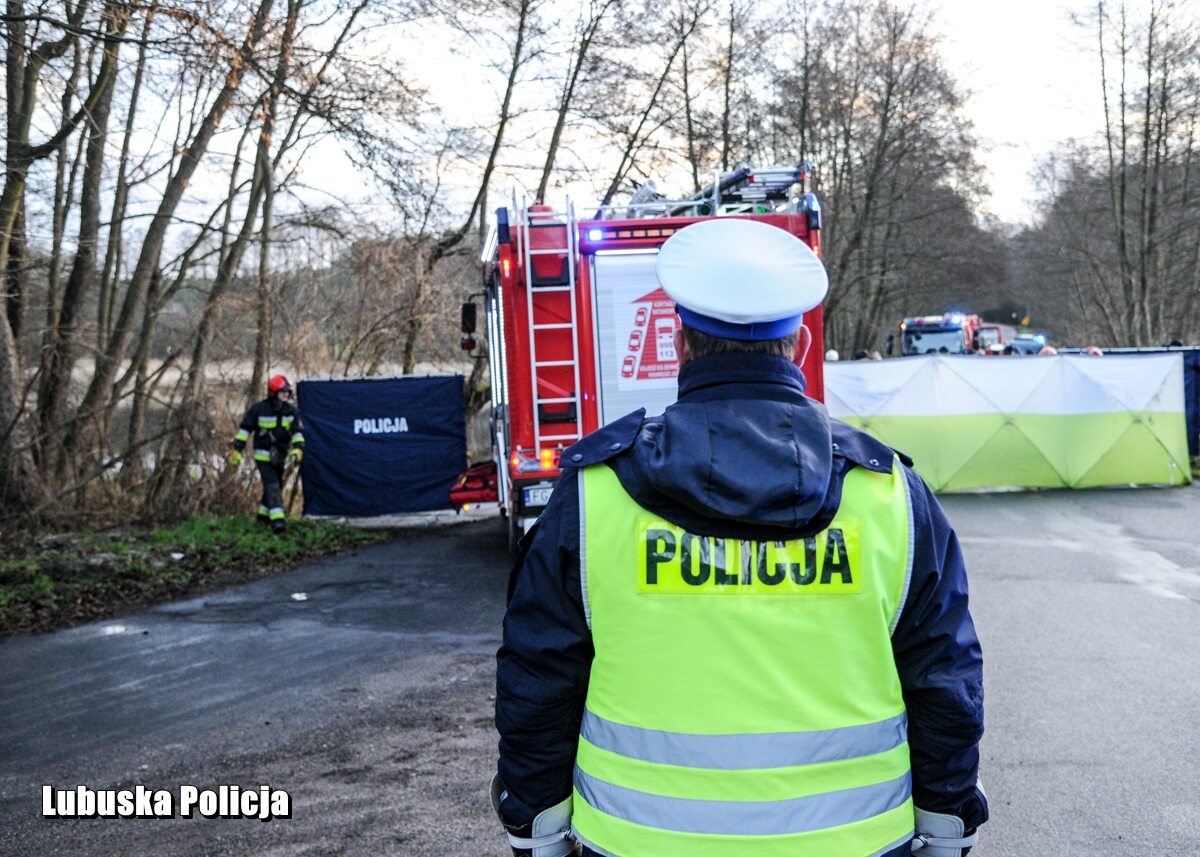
top-left (492, 219), bottom-right (986, 857)
top-left (227, 375), bottom-right (304, 533)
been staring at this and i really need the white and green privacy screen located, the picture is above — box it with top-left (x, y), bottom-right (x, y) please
top-left (825, 354), bottom-right (1191, 491)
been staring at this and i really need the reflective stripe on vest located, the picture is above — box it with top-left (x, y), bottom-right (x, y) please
top-left (258, 416), bottom-right (279, 429)
top-left (581, 708), bottom-right (908, 770)
top-left (573, 460), bottom-right (915, 857)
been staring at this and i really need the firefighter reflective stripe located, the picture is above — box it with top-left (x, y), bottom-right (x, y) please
top-left (235, 429), bottom-right (250, 443)
top-left (581, 709), bottom-right (907, 770)
top-left (290, 432), bottom-right (305, 445)
top-left (573, 460), bottom-right (914, 856)
top-left (282, 415), bottom-right (294, 428)
top-left (257, 504), bottom-right (269, 518)
top-left (258, 416), bottom-right (279, 429)
top-left (254, 450), bottom-right (272, 462)
top-left (269, 507), bottom-right (285, 521)
top-left (574, 767), bottom-right (911, 836)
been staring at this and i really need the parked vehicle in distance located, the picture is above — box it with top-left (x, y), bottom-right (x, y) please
top-left (897, 314), bottom-right (1019, 355)
top-left (1008, 334), bottom-right (1049, 355)
top-left (899, 313), bottom-right (981, 355)
top-left (976, 322), bottom-right (1016, 351)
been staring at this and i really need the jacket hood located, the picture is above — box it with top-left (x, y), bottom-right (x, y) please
top-left (620, 353), bottom-right (836, 532)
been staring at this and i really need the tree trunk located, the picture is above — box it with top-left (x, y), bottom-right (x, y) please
top-left (0, 0), bottom-right (104, 280)
top-left (177, 0), bottom-right (298, 412)
top-left (0, 0), bottom-right (103, 509)
top-left (681, 37), bottom-right (700, 191)
top-left (401, 310), bottom-right (422, 375)
top-left (534, 0), bottom-right (615, 202)
top-left (720, 2), bottom-right (735, 171)
top-left (125, 266), bottom-right (162, 479)
top-left (70, 0), bottom-right (275, 454)
top-left (4, 205), bottom-right (27, 342)
top-left (600, 13), bottom-right (700, 206)
top-left (3, 0), bottom-right (27, 340)
top-left (426, 0), bottom-right (532, 274)
top-left (248, 150), bottom-right (275, 399)
top-left (46, 42), bottom-right (85, 342)
top-left (38, 16), bottom-right (125, 473)
top-left (98, 7), bottom-right (153, 352)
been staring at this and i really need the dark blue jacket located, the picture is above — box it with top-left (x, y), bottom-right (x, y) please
top-left (496, 353), bottom-right (987, 856)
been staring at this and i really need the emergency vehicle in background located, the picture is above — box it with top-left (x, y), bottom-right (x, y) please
top-left (897, 313), bottom-right (1015, 356)
top-left (456, 166), bottom-right (827, 549)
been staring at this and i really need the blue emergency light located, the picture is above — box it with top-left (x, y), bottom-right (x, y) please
top-left (587, 228), bottom-right (603, 241)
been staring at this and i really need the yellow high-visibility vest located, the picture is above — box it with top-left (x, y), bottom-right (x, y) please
top-left (572, 459), bottom-right (915, 857)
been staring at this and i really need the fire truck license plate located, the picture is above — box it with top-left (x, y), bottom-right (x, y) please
top-left (524, 486), bottom-right (553, 507)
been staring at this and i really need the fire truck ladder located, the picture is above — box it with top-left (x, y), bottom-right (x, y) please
top-left (521, 197), bottom-right (584, 452)
top-left (590, 164), bottom-right (815, 219)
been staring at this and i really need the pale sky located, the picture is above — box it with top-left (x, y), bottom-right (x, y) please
top-left (931, 0), bottom-right (1098, 221)
top-left (294, 0), bottom-right (1104, 229)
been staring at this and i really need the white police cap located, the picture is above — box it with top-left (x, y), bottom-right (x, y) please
top-left (655, 219), bottom-right (828, 340)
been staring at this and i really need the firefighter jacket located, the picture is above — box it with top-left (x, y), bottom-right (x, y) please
top-left (232, 398), bottom-right (305, 464)
top-left (495, 352), bottom-right (987, 857)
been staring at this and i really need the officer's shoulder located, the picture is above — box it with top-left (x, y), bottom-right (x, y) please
top-left (829, 418), bottom-right (912, 473)
top-left (560, 409), bottom-right (646, 468)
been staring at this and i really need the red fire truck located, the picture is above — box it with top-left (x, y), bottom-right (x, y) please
top-left (458, 166), bottom-right (827, 549)
top-left (897, 313), bottom-right (1016, 356)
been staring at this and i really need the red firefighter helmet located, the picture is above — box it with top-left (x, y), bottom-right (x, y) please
top-left (267, 374), bottom-right (292, 396)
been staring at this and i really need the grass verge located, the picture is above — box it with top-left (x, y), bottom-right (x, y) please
top-left (0, 516), bottom-right (390, 637)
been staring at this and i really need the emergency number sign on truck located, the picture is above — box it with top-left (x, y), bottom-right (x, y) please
top-left (458, 166), bottom-right (827, 550)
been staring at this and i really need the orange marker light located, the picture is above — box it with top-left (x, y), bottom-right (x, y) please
top-left (540, 448), bottom-right (554, 470)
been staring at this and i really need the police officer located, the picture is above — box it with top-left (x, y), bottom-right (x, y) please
top-left (228, 374), bottom-right (304, 533)
top-left (493, 219), bottom-right (986, 857)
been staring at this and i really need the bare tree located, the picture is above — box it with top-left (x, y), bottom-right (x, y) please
top-left (1018, 2), bottom-right (1200, 346)
top-left (0, 0), bottom-right (124, 505)
top-left (597, 6), bottom-right (705, 206)
top-left (432, 0), bottom-right (542, 266)
top-left (181, 0), bottom-right (300, 416)
top-left (97, 4), bottom-right (155, 351)
top-left (763, 0), bottom-right (982, 352)
top-left (66, 0), bottom-right (276, 459)
top-left (37, 1), bottom-right (131, 470)
top-left (717, 0), bottom-right (754, 171)
top-left (534, 0), bottom-right (621, 202)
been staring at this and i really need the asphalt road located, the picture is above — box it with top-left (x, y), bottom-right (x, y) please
top-left (959, 485), bottom-right (1200, 855)
top-left (2, 486), bottom-right (1200, 855)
